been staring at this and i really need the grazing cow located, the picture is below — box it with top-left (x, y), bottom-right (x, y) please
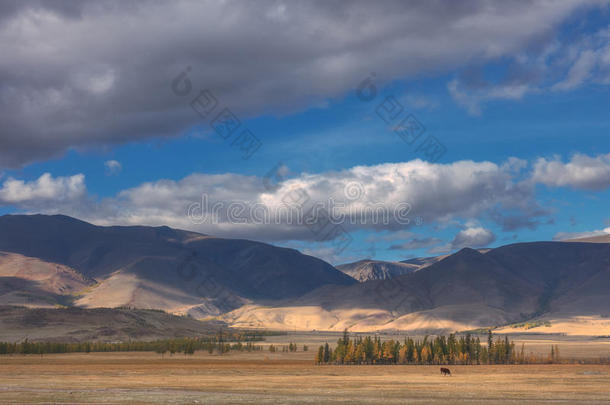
top-left (440, 367), bottom-right (451, 376)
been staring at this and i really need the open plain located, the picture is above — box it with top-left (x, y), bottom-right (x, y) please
top-left (1, 345), bottom-right (609, 404)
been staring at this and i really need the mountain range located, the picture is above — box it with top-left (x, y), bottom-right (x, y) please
top-left (1, 214), bottom-right (609, 336)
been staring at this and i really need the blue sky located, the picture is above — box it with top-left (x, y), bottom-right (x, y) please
top-left (1, 1), bottom-right (610, 264)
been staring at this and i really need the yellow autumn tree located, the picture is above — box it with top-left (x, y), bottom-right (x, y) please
top-left (398, 346), bottom-right (408, 364)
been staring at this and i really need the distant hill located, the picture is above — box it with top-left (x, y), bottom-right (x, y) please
top-left (336, 259), bottom-right (419, 282)
top-left (0, 306), bottom-right (226, 342)
top-left (336, 254), bottom-right (449, 282)
top-left (0, 215), bottom-right (355, 317)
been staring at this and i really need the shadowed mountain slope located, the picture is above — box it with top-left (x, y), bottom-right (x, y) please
top-left (0, 215), bottom-right (355, 316)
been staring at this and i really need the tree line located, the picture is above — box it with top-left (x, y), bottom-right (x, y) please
top-left (0, 331), bottom-right (269, 357)
top-left (268, 342), bottom-right (307, 352)
top-left (316, 330), bottom-right (563, 365)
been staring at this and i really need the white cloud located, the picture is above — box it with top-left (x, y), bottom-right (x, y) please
top-left (501, 157), bottom-right (529, 173)
top-left (531, 153), bottom-right (610, 190)
top-left (104, 160), bottom-right (122, 175)
top-left (448, 78), bottom-right (533, 116)
top-left (552, 49), bottom-right (599, 91)
top-left (552, 28), bottom-right (610, 91)
top-left (6, 154), bottom-right (610, 245)
top-left (448, 22), bottom-right (610, 115)
top-left (0, 173), bottom-right (85, 207)
top-left (42, 158), bottom-right (543, 242)
top-left (451, 226), bottom-right (496, 249)
top-left (553, 227), bottom-right (610, 240)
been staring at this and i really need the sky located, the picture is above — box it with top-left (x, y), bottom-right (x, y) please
top-left (1, 0), bottom-right (610, 264)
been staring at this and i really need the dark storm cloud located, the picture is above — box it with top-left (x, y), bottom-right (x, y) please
top-left (0, 0), bottom-right (599, 167)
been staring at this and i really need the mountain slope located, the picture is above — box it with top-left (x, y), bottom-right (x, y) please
top-left (224, 242), bottom-right (610, 333)
top-left (3, 214), bottom-right (610, 335)
top-left (0, 215), bottom-right (355, 316)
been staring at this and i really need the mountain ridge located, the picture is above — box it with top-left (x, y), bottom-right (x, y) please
top-left (2, 214), bottom-right (610, 335)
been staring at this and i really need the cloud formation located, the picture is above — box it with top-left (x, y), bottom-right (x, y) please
top-left (448, 19), bottom-right (610, 114)
top-left (427, 225), bottom-right (496, 254)
top-left (448, 79), bottom-right (531, 116)
top-left (451, 226), bottom-right (496, 249)
top-left (2, 153), bottom-right (608, 246)
top-left (553, 227), bottom-right (610, 240)
top-left (0, 157), bottom-right (549, 243)
top-left (104, 160), bottom-right (122, 175)
top-left (532, 153), bottom-right (610, 190)
top-left (0, 173), bottom-right (85, 208)
top-left (0, 0), bottom-right (601, 167)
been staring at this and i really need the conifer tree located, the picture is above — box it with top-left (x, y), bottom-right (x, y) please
top-left (323, 342), bottom-right (330, 363)
top-left (487, 330), bottom-right (493, 364)
top-left (316, 345), bottom-right (324, 364)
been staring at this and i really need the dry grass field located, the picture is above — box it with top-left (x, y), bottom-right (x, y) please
top-left (1, 350), bottom-right (609, 404)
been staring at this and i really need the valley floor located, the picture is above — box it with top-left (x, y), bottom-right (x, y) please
top-left (1, 351), bottom-right (609, 404)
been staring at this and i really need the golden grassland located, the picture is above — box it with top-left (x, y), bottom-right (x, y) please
top-left (1, 349), bottom-right (609, 404)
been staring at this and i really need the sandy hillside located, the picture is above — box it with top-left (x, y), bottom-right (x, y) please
top-left (0, 252), bottom-right (94, 307)
top-left (495, 315), bottom-right (610, 336)
top-left (222, 303), bottom-right (527, 333)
